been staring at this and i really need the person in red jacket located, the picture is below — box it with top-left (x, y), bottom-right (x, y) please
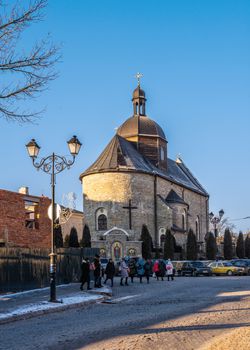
top-left (153, 260), bottom-right (160, 280)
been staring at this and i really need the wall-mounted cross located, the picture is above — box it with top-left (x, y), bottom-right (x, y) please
top-left (123, 199), bottom-right (138, 230)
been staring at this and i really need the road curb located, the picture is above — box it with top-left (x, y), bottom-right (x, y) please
top-left (0, 292), bottom-right (111, 325)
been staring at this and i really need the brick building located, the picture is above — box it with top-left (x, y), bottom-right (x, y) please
top-left (0, 188), bottom-right (84, 248)
top-left (80, 83), bottom-right (209, 260)
top-left (0, 188), bottom-right (51, 248)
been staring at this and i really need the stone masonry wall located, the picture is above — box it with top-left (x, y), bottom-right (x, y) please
top-left (157, 177), bottom-right (208, 242)
top-left (82, 171), bottom-right (208, 248)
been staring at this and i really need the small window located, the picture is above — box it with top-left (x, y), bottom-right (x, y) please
top-left (160, 146), bottom-right (165, 161)
top-left (24, 200), bottom-right (39, 229)
top-left (98, 214), bottom-right (107, 231)
top-left (195, 216), bottom-right (200, 240)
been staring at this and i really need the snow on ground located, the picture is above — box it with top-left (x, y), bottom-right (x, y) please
top-left (0, 293), bottom-right (103, 322)
top-left (0, 284), bottom-right (74, 299)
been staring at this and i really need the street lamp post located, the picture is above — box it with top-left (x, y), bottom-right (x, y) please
top-left (26, 136), bottom-right (82, 302)
top-left (209, 209), bottom-right (224, 238)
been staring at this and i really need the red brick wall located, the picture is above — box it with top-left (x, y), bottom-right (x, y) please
top-left (0, 189), bottom-right (51, 248)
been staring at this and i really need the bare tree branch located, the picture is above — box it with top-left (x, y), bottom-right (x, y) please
top-left (0, 0), bottom-right (60, 122)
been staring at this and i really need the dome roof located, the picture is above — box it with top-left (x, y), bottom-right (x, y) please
top-left (117, 115), bottom-right (166, 140)
top-left (132, 86), bottom-right (146, 100)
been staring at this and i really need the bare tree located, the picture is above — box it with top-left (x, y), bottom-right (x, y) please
top-left (0, 0), bottom-right (60, 122)
top-left (209, 217), bottom-right (236, 236)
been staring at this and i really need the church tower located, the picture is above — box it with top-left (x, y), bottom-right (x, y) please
top-left (117, 78), bottom-right (168, 171)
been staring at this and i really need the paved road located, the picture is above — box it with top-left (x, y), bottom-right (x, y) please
top-left (1, 276), bottom-right (250, 350)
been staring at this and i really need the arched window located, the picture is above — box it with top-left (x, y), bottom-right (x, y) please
top-left (196, 216), bottom-right (200, 241)
top-left (97, 214), bottom-right (107, 231)
top-left (182, 210), bottom-right (186, 231)
top-left (159, 228), bottom-right (166, 246)
top-left (96, 208), bottom-right (108, 231)
top-left (160, 146), bottom-right (165, 161)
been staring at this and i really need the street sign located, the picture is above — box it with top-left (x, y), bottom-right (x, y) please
top-left (48, 204), bottom-right (61, 220)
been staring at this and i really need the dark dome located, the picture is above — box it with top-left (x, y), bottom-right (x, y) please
top-left (117, 115), bottom-right (166, 140)
top-left (132, 86), bottom-right (146, 100)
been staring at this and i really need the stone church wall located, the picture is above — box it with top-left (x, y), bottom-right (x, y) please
top-left (157, 177), bottom-right (208, 243)
top-left (82, 170), bottom-right (208, 249)
top-left (82, 172), bottom-right (156, 241)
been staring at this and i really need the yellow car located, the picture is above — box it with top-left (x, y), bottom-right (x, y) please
top-left (208, 261), bottom-right (244, 276)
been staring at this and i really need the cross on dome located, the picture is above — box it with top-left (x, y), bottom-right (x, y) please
top-left (135, 72), bottom-right (143, 86)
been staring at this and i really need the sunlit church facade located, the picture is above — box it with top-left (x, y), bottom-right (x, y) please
top-left (80, 81), bottom-right (209, 260)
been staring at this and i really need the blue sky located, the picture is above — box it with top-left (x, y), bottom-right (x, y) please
top-left (2, 0), bottom-right (250, 232)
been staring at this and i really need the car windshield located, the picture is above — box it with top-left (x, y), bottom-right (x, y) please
top-left (191, 262), bottom-right (204, 267)
top-left (223, 262), bottom-right (233, 267)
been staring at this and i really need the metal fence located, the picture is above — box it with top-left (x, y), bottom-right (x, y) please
top-left (0, 247), bottom-right (99, 293)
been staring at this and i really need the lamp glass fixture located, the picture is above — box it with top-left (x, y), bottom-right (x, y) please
top-left (209, 212), bottom-right (214, 220)
top-left (67, 135), bottom-right (82, 156)
top-left (26, 139), bottom-right (40, 158)
top-left (219, 209), bottom-right (224, 218)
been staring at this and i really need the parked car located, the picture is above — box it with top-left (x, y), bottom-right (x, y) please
top-left (172, 261), bottom-right (187, 276)
top-left (181, 261), bottom-right (212, 276)
top-left (231, 259), bottom-right (250, 275)
top-left (208, 261), bottom-right (245, 276)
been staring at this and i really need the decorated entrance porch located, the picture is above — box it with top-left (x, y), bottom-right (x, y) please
top-left (91, 227), bottom-right (142, 260)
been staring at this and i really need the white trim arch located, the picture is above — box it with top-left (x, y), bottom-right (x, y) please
top-left (103, 227), bottom-right (129, 237)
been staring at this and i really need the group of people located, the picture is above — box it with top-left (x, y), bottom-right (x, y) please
top-left (80, 255), bottom-right (174, 291)
top-left (80, 254), bottom-right (104, 290)
top-left (119, 258), bottom-right (174, 286)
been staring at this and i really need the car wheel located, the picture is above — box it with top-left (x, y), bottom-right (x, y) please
top-left (192, 271), bottom-right (197, 277)
top-left (227, 270), bottom-right (233, 276)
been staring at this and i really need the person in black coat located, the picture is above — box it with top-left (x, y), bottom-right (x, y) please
top-left (80, 257), bottom-right (91, 290)
top-left (158, 260), bottom-right (166, 281)
top-left (104, 259), bottom-right (115, 287)
top-left (144, 259), bottom-right (152, 284)
top-left (94, 254), bottom-right (102, 288)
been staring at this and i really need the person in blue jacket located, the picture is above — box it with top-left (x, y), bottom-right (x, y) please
top-left (136, 258), bottom-right (145, 283)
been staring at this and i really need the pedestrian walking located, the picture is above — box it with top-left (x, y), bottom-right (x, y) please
top-left (94, 254), bottom-right (102, 288)
top-left (166, 258), bottom-right (174, 281)
top-left (120, 258), bottom-right (129, 286)
top-left (153, 260), bottom-right (160, 280)
top-left (104, 259), bottom-right (115, 287)
top-left (136, 258), bottom-right (145, 283)
top-left (158, 259), bottom-right (166, 281)
top-left (80, 257), bottom-right (91, 290)
top-left (144, 259), bottom-right (152, 284)
top-left (128, 258), bottom-right (137, 283)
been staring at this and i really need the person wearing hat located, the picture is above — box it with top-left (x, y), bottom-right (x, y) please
top-left (80, 257), bottom-right (91, 290)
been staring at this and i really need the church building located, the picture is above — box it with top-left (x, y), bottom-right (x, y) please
top-left (80, 80), bottom-right (209, 260)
